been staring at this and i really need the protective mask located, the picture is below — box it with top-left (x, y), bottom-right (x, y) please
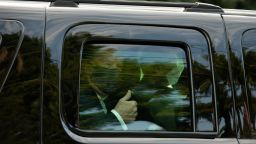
top-left (91, 67), bottom-right (121, 95)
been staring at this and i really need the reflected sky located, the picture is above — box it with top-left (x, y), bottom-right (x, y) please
top-left (73, 24), bottom-right (207, 46)
top-left (0, 20), bottom-right (23, 35)
top-left (96, 44), bottom-right (186, 64)
top-left (0, 20), bottom-right (24, 88)
top-left (242, 29), bottom-right (256, 133)
top-left (197, 117), bottom-right (214, 131)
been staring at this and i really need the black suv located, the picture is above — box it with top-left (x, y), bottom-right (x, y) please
top-left (0, 0), bottom-right (256, 143)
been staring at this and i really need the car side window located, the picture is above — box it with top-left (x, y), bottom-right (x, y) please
top-left (0, 21), bottom-right (23, 88)
top-left (79, 43), bottom-right (192, 131)
top-left (242, 30), bottom-right (256, 136)
top-left (61, 24), bottom-right (216, 137)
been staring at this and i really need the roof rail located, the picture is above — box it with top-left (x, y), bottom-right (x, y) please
top-left (50, 0), bottom-right (224, 13)
top-left (185, 2), bottom-right (223, 13)
top-left (77, 0), bottom-right (196, 8)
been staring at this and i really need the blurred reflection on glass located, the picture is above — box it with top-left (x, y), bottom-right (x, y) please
top-left (0, 20), bottom-right (42, 143)
top-left (242, 30), bottom-right (256, 138)
top-left (79, 44), bottom-right (192, 131)
top-left (0, 21), bottom-right (23, 86)
top-left (212, 53), bottom-right (235, 137)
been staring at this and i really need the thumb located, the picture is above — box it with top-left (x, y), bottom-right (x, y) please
top-left (120, 90), bottom-right (132, 101)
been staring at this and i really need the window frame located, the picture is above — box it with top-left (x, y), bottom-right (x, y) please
top-left (241, 29), bottom-right (256, 136)
top-left (60, 24), bottom-right (218, 139)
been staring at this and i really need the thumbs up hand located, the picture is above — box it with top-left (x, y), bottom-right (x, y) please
top-left (114, 90), bottom-right (138, 122)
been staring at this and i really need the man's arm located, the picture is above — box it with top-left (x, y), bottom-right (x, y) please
top-left (110, 90), bottom-right (138, 130)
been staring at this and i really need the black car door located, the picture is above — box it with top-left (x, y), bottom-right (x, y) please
top-left (0, 1), bottom-right (47, 143)
top-left (43, 1), bottom-right (238, 143)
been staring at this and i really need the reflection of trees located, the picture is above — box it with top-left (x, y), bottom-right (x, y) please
top-left (132, 62), bottom-right (191, 131)
top-left (193, 60), bottom-right (214, 131)
top-left (212, 53), bottom-right (235, 137)
top-left (230, 50), bottom-right (252, 137)
top-left (42, 34), bottom-right (91, 143)
top-left (0, 35), bottom-right (42, 143)
top-left (244, 49), bottom-right (256, 85)
top-left (213, 51), bottom-right (252, 137)
top-left (244, 48), bottom-right (256, 133)
top-left (76, 42), bottom-right (192, 131)
top-left (0, 34), bottom-right (23, 85)
top-left (43, 46), bottom-right (76, 143)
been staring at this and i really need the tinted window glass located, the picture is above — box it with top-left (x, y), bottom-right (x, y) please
top-left (0, 21), bottom-right (23, 87)
top-left (0, 20), bottom-right (42, 143)
top-left (61, 24), bottom-right (216, 136)
top-left (79, 43), bottom-right (192, 131)
top-left (242, 30), bottom-right (256, 137)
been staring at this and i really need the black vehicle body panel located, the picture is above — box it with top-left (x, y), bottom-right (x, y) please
top-left (44, 4), bottom-right (229, 142)
top-left (0, 1), bottom-right (47, 143)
